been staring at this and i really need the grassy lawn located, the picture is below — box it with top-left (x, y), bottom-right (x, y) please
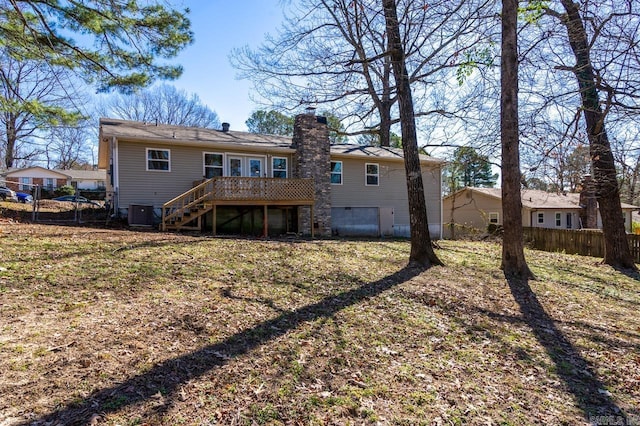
top-left (0, 220), bottom-right (638, 425)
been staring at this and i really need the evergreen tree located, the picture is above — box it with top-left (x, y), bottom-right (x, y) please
top-left (246, 109), bottom-right (347, 143)
top-left (447, 146), bottom-right (497, 193)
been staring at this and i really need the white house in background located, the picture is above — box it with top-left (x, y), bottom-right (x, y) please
top-left (1, 166), bottom-right (107, 191)
top-left (443, 187), bottom-right (637, 238)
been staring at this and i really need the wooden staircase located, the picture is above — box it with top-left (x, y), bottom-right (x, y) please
top-left (162, 179), bottom-right (215, 231)
top-left (161, 177), bottom-right (316, 233)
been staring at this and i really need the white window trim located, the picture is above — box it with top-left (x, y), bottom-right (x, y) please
top-left (44, 178), bottom-right (55, 190)
top-left (331, 161), bottom-right (343, 185)
top-left (365, 162), bottom-right (379, 186)
top-left (20, 177), bottom-right (32, 191)
top-left (225, 153), bottom-right (267, 177)
top-left (537, 212), bottom-right (544, 224)
top-left (146, 148), bottom-right (171, 172)
top-left (555, 212), bottom-right (562, 227)
top-left (248, 157), bottom-right (265, 178)
top-left (271, 156), bottom-right (288, 178)
top-left (489, 212), bottom-right (499, 224)
top-left (203, 152), bottom-right (225, 178)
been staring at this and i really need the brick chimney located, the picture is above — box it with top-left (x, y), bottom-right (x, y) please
top-left (291, 111), bottom-right (331, 236)
top-left (579, 174), bottom-right (597, 229)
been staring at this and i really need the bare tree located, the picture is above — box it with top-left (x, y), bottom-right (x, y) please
top-left (548, 0), bottom-right (637, 269)
top-left (501, 0), bottom-right (533, 278)
top-left (232, 0), bottom-right (493, 146)
top-left (382, 0), bottom-right (443, 268)
top-left (99, 84), bottom-right (220, 128)
top-left (45, 123), bottom-right (94, 170)
top-left (0, 50), bottom-right (84, 169)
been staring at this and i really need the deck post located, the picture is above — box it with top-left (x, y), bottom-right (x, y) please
top-left (263, 205), bottom-right (268, 237)
top-left (212, 204), bottom-right (217, 236)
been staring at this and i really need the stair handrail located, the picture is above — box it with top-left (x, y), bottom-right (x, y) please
top-left (162, 178), bottom-right (214, 229)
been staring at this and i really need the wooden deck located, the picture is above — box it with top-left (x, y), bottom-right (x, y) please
top-left (161, 177), bottom-right (315, 234)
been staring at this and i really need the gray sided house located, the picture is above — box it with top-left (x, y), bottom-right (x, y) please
top-left (98, 114), bottom-right (443, 238)
top-left (443, 187), bottom-right (637, 238)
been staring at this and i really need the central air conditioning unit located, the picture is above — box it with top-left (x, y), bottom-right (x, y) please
top-left (128, 204), bottom-right (154, 226)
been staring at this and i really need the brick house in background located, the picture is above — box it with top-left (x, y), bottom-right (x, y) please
top-left (98, 112), bottom-right (444, 237)
top-left (1, 166), bottom-right (106, 192)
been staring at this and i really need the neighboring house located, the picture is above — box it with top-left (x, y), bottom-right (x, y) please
top-left (443, 187), bottom-right (637, 238)
top-left (2, 166), bottom-right (106, 192)
top-left (97, 113), bottom-right (444, 238)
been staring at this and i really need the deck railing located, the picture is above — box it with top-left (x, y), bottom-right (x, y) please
top-left (162, 177), bottom-right (315, 230)
top-left (208, 177), bottom-right (314, 202)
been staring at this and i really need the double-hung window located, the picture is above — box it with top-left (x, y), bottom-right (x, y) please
top-left (272, 157), bottom-right (287, 178)
top-left (489, 212), bottom-right (499, 224)
top-left (147, 148), bottom-right (170, 171)
top-left (537, 212), bottom-right (544, 224)
top-left (365, 163), bottom-right (379, 186)
top-left (20, 177), bottom-right (31, 191)
top-left (331, 161), bottom-right (342, 185)
top-left (555, 212), bottom-right (562, 227)
top-left (204, 153), bottom-right (224, 178)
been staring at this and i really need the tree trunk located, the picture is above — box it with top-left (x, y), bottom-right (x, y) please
top-left (4, 113), bottom-right (16, 169)
top-left (378, 99), bottom-right (392, 147)
top-left (559, 0), bottom-right (636, 270)
top-left (382, 0), bottom-right (443, 268)
top-left (500, 0), bottom-right (533, 278)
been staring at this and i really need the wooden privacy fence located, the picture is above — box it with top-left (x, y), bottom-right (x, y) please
top-left (523, 227), bottom-right (640, 263)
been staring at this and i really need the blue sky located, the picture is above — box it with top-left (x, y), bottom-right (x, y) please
top-left (171, 1), bottom-right (284, 131)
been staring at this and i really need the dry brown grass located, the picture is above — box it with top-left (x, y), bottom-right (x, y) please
top-left (0, 222), bottom-right (638, 425)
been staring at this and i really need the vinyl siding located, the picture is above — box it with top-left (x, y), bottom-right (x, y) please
top-left (115, 140), bottom-right (443, 237)
top-left (330, 158), bottom-right (442, 236)
top-left (442, 188), bottom-right (631, 233)
top-left (527, 210), bottom-right (580, 229)
top-left (443, 190), bottom-right (503, 233)
top-left (117, 140), bottom-right (292, 209)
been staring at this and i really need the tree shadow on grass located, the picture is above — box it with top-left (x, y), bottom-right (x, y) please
top-left (506, 277), bottom-right (627, 423)
top-left (612, 265), bottom-right (640, 282)
top-left (19, 266), bottom-right (424, 425)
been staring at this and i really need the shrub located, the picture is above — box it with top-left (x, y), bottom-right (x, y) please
top-left (54, 185), bottom-right (76, 197)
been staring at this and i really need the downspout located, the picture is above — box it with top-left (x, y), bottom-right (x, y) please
top-left (111, 136), bottom-right (119, 216)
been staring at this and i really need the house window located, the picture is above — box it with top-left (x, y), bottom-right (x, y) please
top-left (147, 148), bottom-right (170, 171)
top-left (489, 212), bottom-right (499, 224)
top-left (555, 212), bottom-right (562, 227)
top-left (365, 163), bottom-right (379, 186)
top-left (229, 157), bottom-right (242, 176)
top-left (97, 181), bottom-right (106, 189)
top-left (204, 153), bottom-right (223, 178)
top-left (537, 212), bottom-right (544, 224)
top-left (249, 158), bottom-right (263, 177)
top-left (272, 157), bottom-right (287, 178)
top-left (331, 161), bottom-right (342, 185)
top-left (20, 177), bottom-right (31, 191)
